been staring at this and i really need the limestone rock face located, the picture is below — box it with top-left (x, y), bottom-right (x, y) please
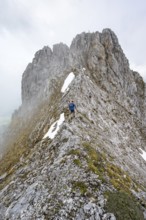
top-left (1, 29), bottom-right (146, 219)
top-left (22, 43), bottom-right (70, 104)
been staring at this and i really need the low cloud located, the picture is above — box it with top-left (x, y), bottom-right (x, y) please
top-left (130, 63), bottom-right (146, 81)
top-left (0, 0), bottom-right (146, 118)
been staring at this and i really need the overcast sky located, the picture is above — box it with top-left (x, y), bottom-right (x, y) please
top-left (0, 0), bottom-right (146, 120)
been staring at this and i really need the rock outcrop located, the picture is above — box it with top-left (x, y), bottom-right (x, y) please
top-left (21, 43), bottom-right (70, 105)
top-left (0, 29), bottom-right (146, 220)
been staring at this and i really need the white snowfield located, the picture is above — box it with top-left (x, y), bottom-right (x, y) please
top-left (139, 148), bottom-right (146, 161)
top-left (61, 72), bottom-right (75, 93)
top-left (43, 113), bottom-right (65, 139)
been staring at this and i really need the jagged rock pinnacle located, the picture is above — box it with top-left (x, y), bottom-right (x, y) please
top-left (0, 29), bottom-right (146, 219)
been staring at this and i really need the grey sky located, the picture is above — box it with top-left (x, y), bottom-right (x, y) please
top-left (0, 0), bottom-right (146, 119)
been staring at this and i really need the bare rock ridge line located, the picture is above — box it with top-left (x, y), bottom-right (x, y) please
top-left (0, 28), bottom-right (146, 219)
top-left (21, 29), bottom-right (146, 125)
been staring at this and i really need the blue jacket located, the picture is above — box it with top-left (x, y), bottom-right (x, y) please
top-left (69, 103), bottom-right (76, 111)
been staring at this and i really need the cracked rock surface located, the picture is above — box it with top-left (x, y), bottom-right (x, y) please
top-left (0, 29), bottom-right (146, 219)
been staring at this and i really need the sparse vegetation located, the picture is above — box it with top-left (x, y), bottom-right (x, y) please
top-left (68, 149), bottom-right (81, 157)
top-left (60, 158), bottom-right (67, 165)
top-left (82, 141), bottom-right (136, 192)
top-left (106, 163), bottom-right (132, 193)
top-left (62, 138), bottom-right (68, 143)
top-left (72, 181), bottom-right (87, 195)
top-left (105, 191), bottom-right (144, 220)
top-left (73, 159), bottom-right (82, 167)
top-left (83, 142), bottom-right (106, 183)
top-left (0, 85), bottom-right (62, 190)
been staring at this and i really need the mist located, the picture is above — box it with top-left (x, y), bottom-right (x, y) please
top-left (0, 0), bottom-right (146, 125)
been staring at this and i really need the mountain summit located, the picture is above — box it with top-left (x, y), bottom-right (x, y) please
top-left (0, 29), bottom-right (146, 220)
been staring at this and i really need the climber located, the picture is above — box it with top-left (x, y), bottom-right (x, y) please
top-left (68, 100), bottom-right (76, 117)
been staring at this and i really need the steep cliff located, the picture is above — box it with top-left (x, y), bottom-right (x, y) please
top-left (0, 29), bottom-right (146, 220)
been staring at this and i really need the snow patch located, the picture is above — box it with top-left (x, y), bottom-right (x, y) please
top-left (0, 172), bottom-right (7, 180)
top-left (139, 148), bottom-right (146, 161)
top-left (43, 113), bottom-right (65, 139)
top-left (61, 72), bottom-right (75, 93)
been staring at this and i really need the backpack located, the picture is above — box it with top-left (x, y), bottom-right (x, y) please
top-left (69, 103), bottom-right (75, 111)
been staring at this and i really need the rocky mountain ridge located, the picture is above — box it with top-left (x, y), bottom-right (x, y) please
top-left (0, 28), bottom-right (146, 219)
